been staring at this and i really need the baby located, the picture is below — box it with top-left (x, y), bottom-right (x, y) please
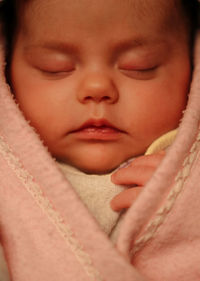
top-left (0, 0), bottom-right (199, 280)
top-left (2, 0), bottom-right (197, 213)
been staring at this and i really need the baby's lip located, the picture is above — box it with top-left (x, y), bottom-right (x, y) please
top-left (71, 118), bottom-right (125, 133)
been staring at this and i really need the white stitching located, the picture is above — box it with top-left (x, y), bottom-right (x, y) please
top-left (130, 128), bottom-right (200, 257)
top-left (0, 135), bottom-right (103, 281)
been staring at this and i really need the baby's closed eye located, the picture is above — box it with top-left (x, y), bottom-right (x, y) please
top-left (25, 48), bottom-right (76, 77)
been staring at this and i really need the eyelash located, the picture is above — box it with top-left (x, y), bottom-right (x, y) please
top-left (40, 69), bottom-right (75, 78)
top-left (119, 66), bottom-right (158, 79)
top-left (38, 65), bottom-right (158, 80)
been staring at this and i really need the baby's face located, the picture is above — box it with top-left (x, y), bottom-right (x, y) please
top-left (10, 0), bottom-right (191, 173)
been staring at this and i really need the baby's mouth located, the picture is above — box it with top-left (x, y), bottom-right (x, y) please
top-left (70, 119), bottom-right (125, 140)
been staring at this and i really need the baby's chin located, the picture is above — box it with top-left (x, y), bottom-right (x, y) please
top-left (54, 144), bottom-right (144, 174)
top-left (57, 156), bottom-right (124, 175)
top-left (71, 161), bottom-right (119, 175)
top-left (76, 164), bottom-right (117, 175)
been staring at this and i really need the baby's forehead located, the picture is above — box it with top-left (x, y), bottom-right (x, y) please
top-left (21, 0), bottom-right (183, 28)
top-left (10, 0), bottom-right (192, 23)
top-left (16, 0), bottom-right (191, 48)
top-left (128, 0), bottom-right (185, 26)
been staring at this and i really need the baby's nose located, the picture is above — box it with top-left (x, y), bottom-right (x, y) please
top-left (77, 72), bottom-right (119, 104)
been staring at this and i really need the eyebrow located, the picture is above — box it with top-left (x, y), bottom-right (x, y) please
top-left (25, 41), bottom-right (80, 55)
top-left (25, 37), bottom-right (164, 55)
top-left (110, 37), bottom-right (157, 53)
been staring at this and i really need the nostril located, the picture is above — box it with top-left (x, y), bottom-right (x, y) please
top-left (102, 96), bottom-right (110, 100)
top-left (96, 95), bottom-right (111, 102)
top-left (84, 95), bottom-right (110, 102)
top-left (84, 96), bottom-right (92, 101)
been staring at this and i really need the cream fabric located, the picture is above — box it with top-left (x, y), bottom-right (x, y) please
top-left (58, 130), bottom-right (177, 242)
top-left (58, 162), bottom-right (124, 240)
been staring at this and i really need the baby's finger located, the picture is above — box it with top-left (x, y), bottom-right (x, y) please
top-left (111, 165), bottom-right (155, 186)
top-left (127, 151), bottom-right (165, 168)
top-left (110, 187), bottom-right (142, 212)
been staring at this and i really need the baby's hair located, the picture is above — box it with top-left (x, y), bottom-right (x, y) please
top-left (0, 0), bottom-right (17, 54)
top-left (181, 0), bottom-right (199, 39)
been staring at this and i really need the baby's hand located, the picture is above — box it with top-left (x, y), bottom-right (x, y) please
top-left (110, 152), bottom-right (165, 212)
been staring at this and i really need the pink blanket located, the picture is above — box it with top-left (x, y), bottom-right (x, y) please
top-left (0, 25), bottom-right (200, 281)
